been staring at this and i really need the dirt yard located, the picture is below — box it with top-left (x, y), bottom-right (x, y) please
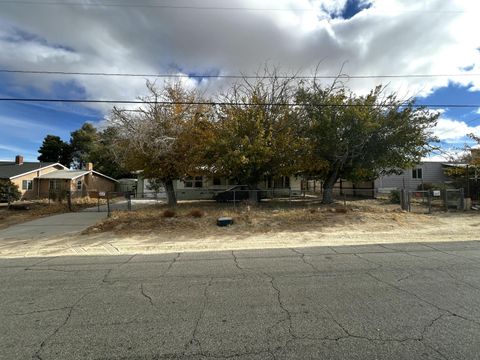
top-left (76, 199), bottom-right (479, 253)
top-left (1, 199), bottom-right (478, 258)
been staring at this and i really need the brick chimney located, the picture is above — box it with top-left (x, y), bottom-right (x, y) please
top-left (86, 162), bottom-right (93, 171)
top-left (15, 155), bottom-right (24, 165)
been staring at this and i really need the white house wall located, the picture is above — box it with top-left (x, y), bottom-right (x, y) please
top-left (374, 162), bottom-right (448, 192)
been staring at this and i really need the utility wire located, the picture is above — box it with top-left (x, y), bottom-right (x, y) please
top-left (0, 97), bottom-right (478, 108)
top-left (0, 0), bottom-right (467, 13)
top-left (0, 69), bottom-right (478, 80)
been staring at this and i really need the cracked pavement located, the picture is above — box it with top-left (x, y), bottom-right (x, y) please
top-left (1, 241), bottom-right (480, 359)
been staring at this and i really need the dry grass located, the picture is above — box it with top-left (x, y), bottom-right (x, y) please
top-left (84, 199), bottom-right (429, 238)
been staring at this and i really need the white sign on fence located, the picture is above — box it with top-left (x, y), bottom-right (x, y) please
top-left (99, 191), bottom-right (106, 197)
top-left (433, 190), bottom-right (441, 197)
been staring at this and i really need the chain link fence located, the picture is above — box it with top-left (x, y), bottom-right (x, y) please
top-left (400, 189), bottom-right (465, 213)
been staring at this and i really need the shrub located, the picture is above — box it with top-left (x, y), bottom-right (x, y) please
top-left (189, 209), bottom-right (203, 218)
top-left (0, 179), bottom-right (21, 203)
top-left (389, 190), bottom-right (400, 204)
top-left (416, 182), bottom-right (452, 191)
top-left (163, 209), bottom-right (176, 218)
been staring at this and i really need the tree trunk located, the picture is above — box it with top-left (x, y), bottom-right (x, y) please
top-left (164, 179), bottom-right (177, 207)
top-left (322, 172), bottom-right (339, 204)
top-left (248, 184), bottom-right (260, 203)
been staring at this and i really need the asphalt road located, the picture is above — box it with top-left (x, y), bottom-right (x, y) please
top-left (1, 241), bottom-right (480, 360)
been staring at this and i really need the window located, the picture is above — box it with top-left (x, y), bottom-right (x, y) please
top-left (22, 180), bottom-right (32, 190)
top-left (213, 177), bottom-right (221, 186)
top-left (273, 176), bottom-right (290, 189)
top-left (412, 168), bottom-right (423, 179)
top-left (76, 180), bottom-right (82, 191)
top-left (49, 180), bottom-right (57, 190)
top-left (184, 176), bottom-right (203, 188)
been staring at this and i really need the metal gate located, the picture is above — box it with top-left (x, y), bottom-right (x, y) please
top-left (401, 189), bottom-right (464, 213)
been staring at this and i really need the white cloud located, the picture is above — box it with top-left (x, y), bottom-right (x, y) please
top-left (433, 118), bottom-right (480, 142)
top-left (0, 0), bottom-right (479, 111)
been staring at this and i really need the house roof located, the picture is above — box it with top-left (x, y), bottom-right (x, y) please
top-left (37, 170), bottom-right (90, 180)
top-left (36, 169), bottom-right (119, 182)
top-left (0, 161), bottom-right (64, 179)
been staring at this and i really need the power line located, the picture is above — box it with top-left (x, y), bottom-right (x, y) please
top-left (0, 69), bottom-right (478, 80)
top-left (0, 97), bottom-right (479, 108)
top-left (0, 0), bottom-right (468, 13)
top-left (0, 1), bottom-right (337, 11)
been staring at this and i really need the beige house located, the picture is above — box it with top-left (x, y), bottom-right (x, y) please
top-left (0, 155), bottom-right (117, 200)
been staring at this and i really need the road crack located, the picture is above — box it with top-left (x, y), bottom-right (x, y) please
top-left (140, 283), bottom-right (154, 306)
top-left (33, 288), bottom-right (96, 359)
top-left (185, 277), bottom-right (213, 355)
top-left (290, 248), bottom-right (320, 272)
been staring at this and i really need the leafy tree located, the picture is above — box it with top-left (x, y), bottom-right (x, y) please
top-left (110, 81), bottom-right (212, 206)
top-left (206, 71), bottom-right (304, 201)
top-left (89, 127), bottom-right (131, 179)
top-left (70, 123), bottom-right (99, 169)
top-left (296, 83), bottom-right (439, 203)
top-left (38, 135), bottom-right (73, 167)
top-left (0, 179), bottom-right (21, 204)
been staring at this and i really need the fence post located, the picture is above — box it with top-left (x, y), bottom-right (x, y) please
top-left (444, 190), bottom-right (448, 212)
top-left (67, 191), bottom-right (72, 212)
top-left (97, 193), bottom-right (100, 212)
top-left (107, 192), bottom-right (111, 217)
top-left (233, 190), bottom-right (236, 210)
top-left (460, 188), bottom-right (465, 211)
top-left (127, 192), bottom-right (132, 211)
top-left (289, 188), bottom-right (292, 206)
top-left (428, 191), bottom-right (432, 214)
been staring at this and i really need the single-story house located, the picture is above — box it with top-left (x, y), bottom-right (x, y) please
top-left (136, 175), bottom-right (303, 200)
top-left (0, 155), bottom-right (117, 200)
top-left (374, 161), bottom-right (450, 193)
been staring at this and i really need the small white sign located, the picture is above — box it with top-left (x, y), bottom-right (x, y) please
top-left (99, 191), bottom-right (106, 197)
top-left (433, 190), bottom-right (441, 197)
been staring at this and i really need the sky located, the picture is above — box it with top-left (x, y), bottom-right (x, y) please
top-left (0, 0), bottom-right (479, 162)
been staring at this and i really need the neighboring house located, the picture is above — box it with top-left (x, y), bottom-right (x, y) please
top-left (374, 161), bottom-right (450, 193)
top-left (0, 155), bottom-right (67, 199)
top-left (137, 175), bottom-right (303, 200)
top-left (0, 155), bottom-right (117, 199)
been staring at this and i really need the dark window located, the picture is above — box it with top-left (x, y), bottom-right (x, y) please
top-left (76, 180), bottom-right (82, 190)
top-left (412, 168), bottom-right (423, 179)
top-left (184, 177), bottom-right (193, 188)
top-left (194, 176), bottom-right (203, 188)
top-left (213, 177), bottom-right (221, 186)
top-left (22, 180), bottom-right (32, 190)
top-left (184, 176), bottom-right (203, 188)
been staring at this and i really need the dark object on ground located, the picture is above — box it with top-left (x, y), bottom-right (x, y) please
top-left (189, 209), bottom-right (203, 218)
top-left (163, 209), bottom-right (176, 218)
top-left (8, 204), bottom-right (31, 211)
top-left (213, 185), bottom-right (264, 202)
top-left (217, 217), bottom-right (234, 227)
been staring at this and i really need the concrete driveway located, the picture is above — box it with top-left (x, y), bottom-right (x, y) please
top-left (0, 211), bottom-right (106, 240)
top-left (0, 199), bottom-right (162, 241)
top-left (1, 241), bottom-right (480, 359)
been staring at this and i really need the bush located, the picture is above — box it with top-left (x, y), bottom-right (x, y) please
top-left (416, 182), bottom-right (452, 191)
top-left (389, 190), bottom-right (400, 204)
top-left (189, 209), bottom-right (203, 218)
top-left (163, 209), bottom-right (176, 218)
top-left (0, 179), bottom-right (21, 203)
